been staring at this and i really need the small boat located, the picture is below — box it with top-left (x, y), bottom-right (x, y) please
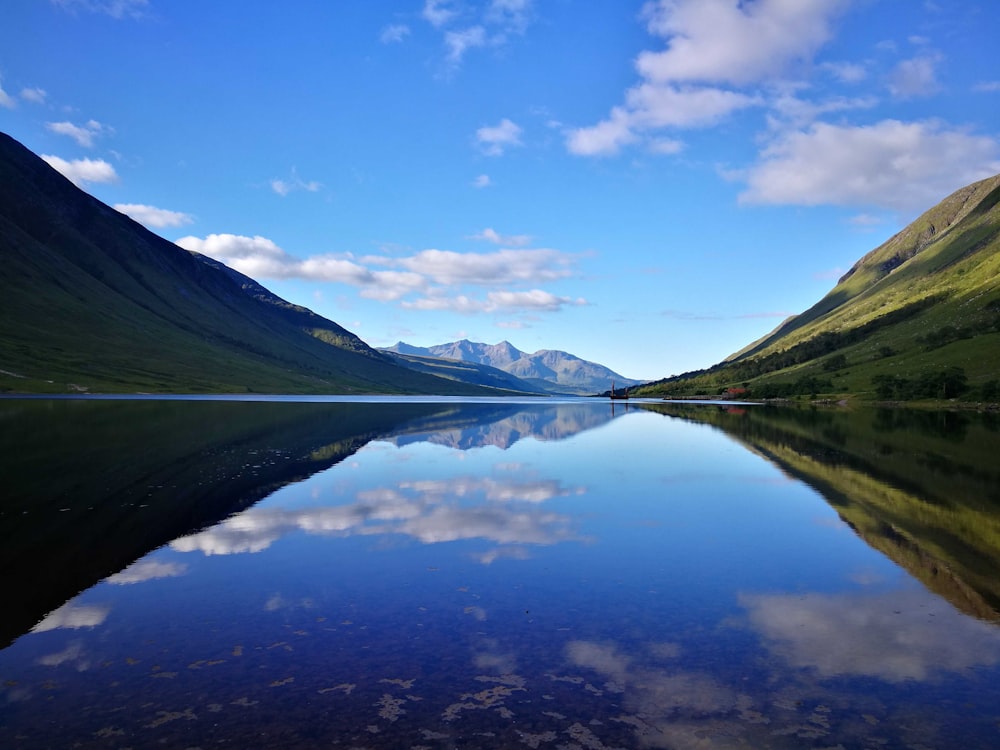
top-left (609, 380), bottom-right (629, 400)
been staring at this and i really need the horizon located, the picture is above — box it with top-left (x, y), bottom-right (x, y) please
top-left (2, 1), bottom-right (999, 380)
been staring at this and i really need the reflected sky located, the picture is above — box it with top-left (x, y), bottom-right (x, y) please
top-left (3, 400), bottom-right (1000, 748)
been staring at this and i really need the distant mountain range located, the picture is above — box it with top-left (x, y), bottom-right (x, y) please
top-left (636, 172), bottom-right (1000, 401)
top-left (382, 340), bottom-right (642, 396)
top-left (0, 132), bottom-right (521, 395)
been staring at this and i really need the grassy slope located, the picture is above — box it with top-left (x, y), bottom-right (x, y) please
top-left (0, 132), bottom-right (496, 395)
top-left (638, 174), bottom-right (1000, 400)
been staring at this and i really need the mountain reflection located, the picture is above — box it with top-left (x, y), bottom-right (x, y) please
top-left (391, 402), bottom-right (618, 449)
top-left (642, 402), bottom-right (1000, 623)
top-left (1, 398), bottom-right (615, 645)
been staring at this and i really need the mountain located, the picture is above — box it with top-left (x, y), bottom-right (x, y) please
top-left (379, 350), bottom-right (550, 394)
top-left (0, 132), bottom-right (500, 395)
top-left (382, 339), bottom-right (643, 395)
top-left (637, 173), bottom-right (1000, 401)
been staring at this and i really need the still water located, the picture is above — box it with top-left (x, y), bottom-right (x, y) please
top-left (2, 397), bottom-right (1000, 748)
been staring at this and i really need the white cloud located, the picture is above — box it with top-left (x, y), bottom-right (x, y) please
top-left (41, 154), bottom-right (119, 186)
top-left (423, 0), bottom-right (457, 28)
top-left (115, 203), bottom-right (193, 228)
top-left (822, 61), bottom-right (867, 84)
top-left (768, 93), bottom-right (878, 129)
top-left (422, 0), bottom-right (535, 69)
top-left (46, 119), bottom-right (111, 147)
top-left (626, 83), bottom-right (760, 129)
top-left (887, 54), bottom-right (941, 98)
top-left (0, 76), bottom-right (16, 109)
top-left (648, 137), bottom-right (684, 155)
top-left (566, 107), bottom-right (637, 156)
top-left (402, 289), bottom-right (585, 314)
top-left (488, 0), bottom-right (532, 31)
top-left (177, 233), bottom-right (284, 263)
top-left (637, 0), bottom-right (846, 85)
top-left (401, 294), bottom-right (486, 313)
top-left (738, 119), bottom-right (1000, 211)
top-left (380, 24), bottom-right (410, 44)
top-left (298, 256), bottom-right (378, 285)
top-left (270, 168), bottom-right (321, 197)
top-left (567, 0), bottom-right (848, 158)
top-left (469, 227), bottom-right (532, 246)
top-left (476, 118), bottom-right (524, 155)
top-left (974, 80), bottom-right (1000, 93)
top-left (51, 0), bottom-right (149, 19)
top-left (567, 86), bottom-right (758, 156)
top-left (486, 289), bottom-right (586, 312)
top-left (888, 55), bottom-right (941, 99)
top-left (20, 86), bottom-right (47, 103)
top-left (360, 270), bottom-right (427, 301)
top-left (472, 173), bottom-right (493, 188)
top-left (177, 234), bottom-right (582, 314)
top-left (175, 233), bottom-right (368, 282)
top-left (399, 248), bottom-right (572, 285)
top-left (445, 26), bottom-right (487, 63)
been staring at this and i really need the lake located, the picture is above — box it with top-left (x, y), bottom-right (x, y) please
top-left (2, 397), bottom-right (1000, 748)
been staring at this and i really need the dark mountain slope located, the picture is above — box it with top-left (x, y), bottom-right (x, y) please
top-left (0, 133), bottom-right (494, 394)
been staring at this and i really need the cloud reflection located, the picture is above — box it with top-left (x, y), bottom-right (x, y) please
top-left (37, 640), bottom-right (91, 670)
top-left (32, 603), bottom-right (110, 633)
top-left (742, 589), bottom-right (1000, 681)
top-left (564, 639), bottom-right (743, 747)
top-left (171, 475), bottom-right (585, 557)
top-left (105, 560), bottom-right (188, 585)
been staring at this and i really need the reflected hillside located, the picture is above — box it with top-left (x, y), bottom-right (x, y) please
top-left (1, 399), bottom-right (623, 647)
top-left (0, 399), bottom-right (503, 646)
top-left (642, 403), bottom-right (1000, 622)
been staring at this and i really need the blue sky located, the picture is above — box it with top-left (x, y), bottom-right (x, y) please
top-left (2, 0), bottom-right (999, 380)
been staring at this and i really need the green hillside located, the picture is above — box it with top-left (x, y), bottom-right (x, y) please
top-left (643, 403), bottom-right (1000, 622)
top-left (637, 174), bottom-right (1000, 402)
top-left (0, 133), bottom-right (499, 395)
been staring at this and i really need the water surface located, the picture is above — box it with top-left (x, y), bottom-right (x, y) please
top-left (2, 398), bottom-right (999, 748)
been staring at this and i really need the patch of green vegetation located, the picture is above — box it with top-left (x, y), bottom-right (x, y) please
top-left (637, 174), bottom-right (1000, 404)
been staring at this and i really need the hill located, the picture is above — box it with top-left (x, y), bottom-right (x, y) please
top-left (380, 350), bottom-right (550, 394)
top-left (0, 132), bottom-right (501, 395)
top-left (636, 174), bottom-right (1000, 402)
top-left (383, 339), bottom-right (642, 395)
